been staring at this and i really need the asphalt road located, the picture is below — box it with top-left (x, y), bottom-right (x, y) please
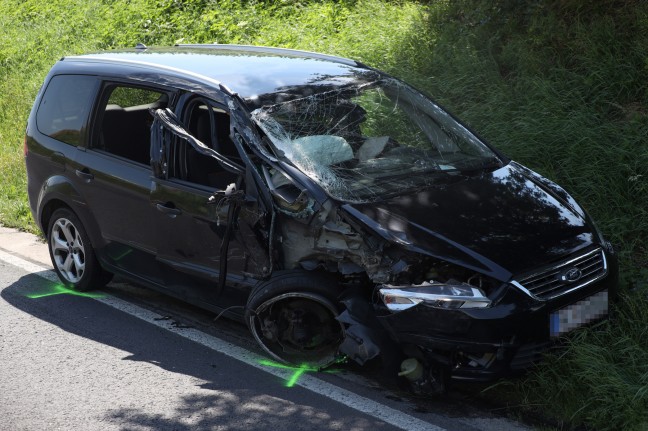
top-left (0, 226), bottom-right (531, 431)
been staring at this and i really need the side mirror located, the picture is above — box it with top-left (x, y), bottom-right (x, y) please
top-left (262, 165), bottom-right (310, 213)
top-left (270, 185), bottom-right (309, 212)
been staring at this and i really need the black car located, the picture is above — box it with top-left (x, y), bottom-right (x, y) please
top-left (25, 44), bottom-right (617, 393)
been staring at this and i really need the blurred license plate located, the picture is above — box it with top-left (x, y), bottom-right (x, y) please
top-left (550, 290), bottom-right (608, 337)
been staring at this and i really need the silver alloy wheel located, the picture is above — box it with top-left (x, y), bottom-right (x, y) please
top-left (50, 217), bottom-right (86, 284)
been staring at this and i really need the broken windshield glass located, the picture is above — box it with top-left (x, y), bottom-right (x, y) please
top-left (251, 78), bottom-right (501, 203)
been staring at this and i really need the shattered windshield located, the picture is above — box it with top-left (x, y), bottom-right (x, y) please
top-left (251, 77), bottom-right (501, 203)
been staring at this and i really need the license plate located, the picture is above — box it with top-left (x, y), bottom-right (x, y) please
top-left (550, 290), bottom-right (608, 337)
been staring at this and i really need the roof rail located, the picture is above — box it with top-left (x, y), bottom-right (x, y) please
top-left (175, 43), bottom-right (360, 67)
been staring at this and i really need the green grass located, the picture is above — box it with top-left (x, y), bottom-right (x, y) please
top-left (0, 0), bottom-right (430, 232)
top-left (490, 292), bottom-right (648, 431)
top-left (1, 0), bottom-right (647, 429)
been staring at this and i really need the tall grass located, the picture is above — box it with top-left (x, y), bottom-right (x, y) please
top-left (0, 0), bottom-right (106, 232)
top-left (498, 291), bottom-right (648, 431)
top-left (420, 2), bottom-right (648, 428)
top-left (1, 0), bottom-right (647, 428)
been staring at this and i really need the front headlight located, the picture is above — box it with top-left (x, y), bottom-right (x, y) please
top-left (379, 281), bottom-right (491, 311)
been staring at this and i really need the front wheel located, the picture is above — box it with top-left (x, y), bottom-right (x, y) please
top-left (245, 271), bottom-right (345, 368)
top-left (47, 208), bottom-right (112, 291)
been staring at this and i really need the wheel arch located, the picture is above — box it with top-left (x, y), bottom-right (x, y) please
top-left (37, 175), bottom-right (104, 251)
top-left (245, 269), bottom-right (347, 367)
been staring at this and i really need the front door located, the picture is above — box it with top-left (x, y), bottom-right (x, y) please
top-left (149, 100), bottom-right (265, 308)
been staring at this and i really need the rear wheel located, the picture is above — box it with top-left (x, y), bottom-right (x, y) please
top-left (47, 208), bottom-right (112, 291)
top-left (245, 271), bottom-right (345, 368)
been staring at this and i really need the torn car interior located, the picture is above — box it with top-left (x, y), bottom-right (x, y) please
top-left (25, 44), bottom-right (618, 394)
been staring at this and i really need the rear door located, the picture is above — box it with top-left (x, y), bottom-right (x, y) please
top-left (72, 83), bottom-right (171, 284)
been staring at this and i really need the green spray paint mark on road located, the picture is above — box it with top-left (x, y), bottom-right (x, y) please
top-left (258, 359), bottom-right (344, 387)
top-left (25, 283), bottom-right (105, 299)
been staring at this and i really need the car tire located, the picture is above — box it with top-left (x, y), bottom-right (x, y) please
top-left (245, 270), bottom-right (345, 368)
top-left (47, 208), bottom-right (112, 291)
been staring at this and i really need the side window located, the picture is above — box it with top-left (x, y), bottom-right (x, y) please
top-left (36, 75), bottom-right (97, 146)
top-left (168, 100), bottom-right (238, 188)
top-left (95, 84), bottom-right (169, 165)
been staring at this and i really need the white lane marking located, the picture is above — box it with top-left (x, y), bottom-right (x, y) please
top-left (0, 248), bottom-right (444, 431)
top-left (0, 249), bottom-right (58, 282)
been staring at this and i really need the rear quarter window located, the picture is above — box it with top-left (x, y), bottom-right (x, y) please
top-left (36, 75), bottom-right (97, 146)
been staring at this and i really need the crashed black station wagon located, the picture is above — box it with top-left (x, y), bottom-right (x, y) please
top-left (25, 44), bottom-right (617, 392)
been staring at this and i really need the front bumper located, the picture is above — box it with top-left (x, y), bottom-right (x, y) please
top-left (375, 253), bottom-right (618, 381)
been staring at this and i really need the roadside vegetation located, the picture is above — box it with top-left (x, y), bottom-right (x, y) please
top-left (1, 0), bottom-right (646, 429)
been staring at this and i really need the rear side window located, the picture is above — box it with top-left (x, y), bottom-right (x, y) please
top-left (96, 84), bottom-right (168, 165)
top-left (107, 87), bottom-right (162, 107)
top-left (36, 75), bottom-right (97, 146)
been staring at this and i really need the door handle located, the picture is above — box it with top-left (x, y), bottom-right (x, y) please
top-left (75, 168), bottom-right (94, 182)
top-left (156, 203), bottom-right (182, 218)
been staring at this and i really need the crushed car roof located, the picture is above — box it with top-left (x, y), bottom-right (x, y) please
top-left (64, 45), bottom-right (372, 107)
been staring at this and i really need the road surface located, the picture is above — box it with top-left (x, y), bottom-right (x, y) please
top-left (0, 226), bottom-right (530, 431)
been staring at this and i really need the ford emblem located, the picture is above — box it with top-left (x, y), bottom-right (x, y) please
top-left (560, 267), bottom-right (583, 283)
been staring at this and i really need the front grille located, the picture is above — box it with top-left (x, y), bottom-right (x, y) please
top-left (513, 248), bottom-right (607, 301)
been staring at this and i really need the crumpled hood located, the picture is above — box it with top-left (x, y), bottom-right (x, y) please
top-left (343, 163), bottom-right (596, 281)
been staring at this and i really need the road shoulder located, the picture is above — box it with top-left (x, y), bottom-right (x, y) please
top-left (0, 225), bottom-right (50, 267)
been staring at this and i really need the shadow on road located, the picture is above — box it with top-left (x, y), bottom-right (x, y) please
top-left (106, 392), bottom-right (378, 431)
top-left (2, 273), bottom-right (395, 431)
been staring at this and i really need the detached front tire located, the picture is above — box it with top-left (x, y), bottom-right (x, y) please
top-left (245, 271), bottom-right (345, 368)
top-left (47, 208), bottom-right (112, 291)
